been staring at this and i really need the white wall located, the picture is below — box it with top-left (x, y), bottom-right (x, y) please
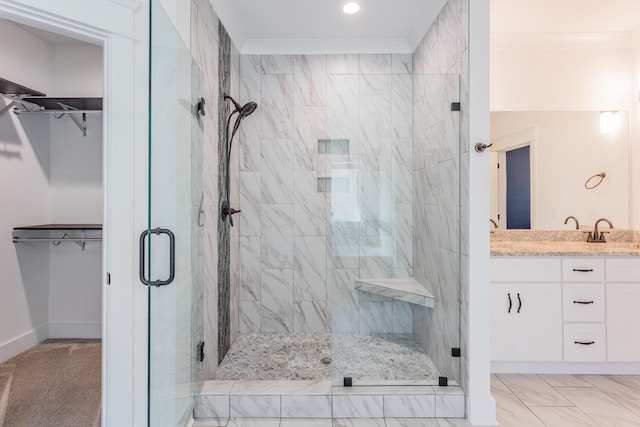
top-left (47, 43), bottom-right (103, 338)
top-left (491, 36), bottom-right (633, 111)
top-left (0, 19), bottom-right (103, 359)
top-left (0, 20), bottom-right (52, 361)
top-left (0, 18), bottom-right (50, 93)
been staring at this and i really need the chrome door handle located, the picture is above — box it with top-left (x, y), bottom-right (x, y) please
top-left (139, 228), bottom-right (176, 286)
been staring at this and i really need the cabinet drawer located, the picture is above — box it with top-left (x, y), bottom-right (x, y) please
top-left (562, 258), bottom-right (604, 282)
top-left (606, 258), bottom-right (640, 282)
top-left (562, 284), bottom-right (605, 322)
top-left (490, 258), bottom-right (560, 282)
top-left (563, 324), bottom-right (606, 362)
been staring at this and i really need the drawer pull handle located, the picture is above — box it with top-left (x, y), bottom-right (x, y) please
top-left (573, 300), bottom-right (595, 305)
top-left (517, 293), bottom-right (522, 313)
top-left (507, 293), bottom-right (512, 313)
top-left (573, 268), bottom-right (594, 272)
top-left (574, 341), bottom-right (595, 345)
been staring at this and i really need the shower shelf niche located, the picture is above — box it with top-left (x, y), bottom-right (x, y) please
top-left (355, 277), bottom-right (435, 308)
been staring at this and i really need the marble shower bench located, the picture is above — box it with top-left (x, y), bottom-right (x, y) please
top-left (355, 278), bottom-right (435, 308)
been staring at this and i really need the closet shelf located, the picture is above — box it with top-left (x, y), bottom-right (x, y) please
top-left (12, 224), bottom-right (102, 250)
top-left (1, 77), bottom-right (102, 136)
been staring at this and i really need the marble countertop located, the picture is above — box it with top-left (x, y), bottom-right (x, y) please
top-left (490, 240), bottom-right (640, 257)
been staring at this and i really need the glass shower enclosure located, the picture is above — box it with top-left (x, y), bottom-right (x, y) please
top-left (145, 1), bottom-right (205, 425)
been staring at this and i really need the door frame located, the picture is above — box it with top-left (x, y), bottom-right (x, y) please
top-left (0, 1), bottom-right (149, 426)
top-left (490, 126), bottom-right (539, 229)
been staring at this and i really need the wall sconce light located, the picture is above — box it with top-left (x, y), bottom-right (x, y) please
top-left (600, 111), bottom-right (620, 134)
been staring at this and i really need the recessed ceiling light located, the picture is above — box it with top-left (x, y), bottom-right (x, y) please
top-left (343, 2), bottom-right (360, 14)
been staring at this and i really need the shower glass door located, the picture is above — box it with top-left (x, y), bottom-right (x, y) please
top-left (329, 74), bottom-right (461, 387)
top-left (147, 1), bottom-right (204, 426)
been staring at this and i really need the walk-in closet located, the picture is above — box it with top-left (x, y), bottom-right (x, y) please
top-left (0, 18), bottom-right (103, 425)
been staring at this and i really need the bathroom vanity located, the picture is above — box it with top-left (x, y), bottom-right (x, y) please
top-left (490, 235), bottom-right (640, 374)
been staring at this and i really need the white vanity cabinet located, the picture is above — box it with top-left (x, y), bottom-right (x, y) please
top-left (606, 259), bottom-right (640, 361)
top-left (491, 255), bottom-right (640, 372)
top-left (561, 258), bottom-right (606, 362)
top-left (490, 259), bottom-right (562, 361)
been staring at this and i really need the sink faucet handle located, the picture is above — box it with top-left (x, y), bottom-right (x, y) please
top-left (599, 231), bottom-right (609, 241)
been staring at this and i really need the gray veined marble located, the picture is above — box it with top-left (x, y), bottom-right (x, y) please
top-left (239, 236), bottom-right (260, 301)
top-left (293, 171), bottom-right (326, 236)
top-left (261, 138), bottom-right (293, 204)
top-left (261, 74), bottom-right (294, 139)
top-left (294, 55), bottom-right (327, 107)
top-left (239, 172), bottom-right (261, 236)
top-left (358, 54), bottom-right (392, 75)
top-left (260, 268), bottom-right (294, 333)
top-left (293, 106), bottom-right (326, 172)
top-left (261, 55), bottom-right (294, 75)
top-left (391, 74), bottom-right (413, 139)
top-left (327, 75), bottom-right (359, 139)
top-left (260, 204), bottom-right (294, 269)
top-left (294, 236), bottom-right (327, 301)
top-left (294, 301), bottom-right (328, 333)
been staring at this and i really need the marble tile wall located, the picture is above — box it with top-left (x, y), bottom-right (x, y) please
top-left (238, 54), bottom-right (414, 335)
top-left (192, 0), bottom-right (242, 378)
top-left (191, 0), bottom-right (221, 378)
top-left (411, 0), bottom-right (467, 387)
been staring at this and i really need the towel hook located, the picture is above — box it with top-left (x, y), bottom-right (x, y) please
top-left (585, 172), bottom-right (606, 190)
top-left (475, 142), bottom-right (493, 153)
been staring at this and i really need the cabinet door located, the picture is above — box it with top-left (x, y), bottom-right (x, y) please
top-left (607, 283), bottom-right (640, 361)
top-left (513, 283), bottom-right (562, 361)
top-left (491, 284), bottom-right (515, 361)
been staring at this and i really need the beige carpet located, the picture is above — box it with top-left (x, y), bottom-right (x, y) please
top-left (0, 339), bottom-right (101, 427)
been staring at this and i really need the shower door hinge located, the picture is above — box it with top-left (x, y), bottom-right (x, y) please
top-left (439, 376), bottom-right (449, 386)
top-left (343, 377), bottom-right (352, 387)
top-left (451, 347), bottom-right (461, 357)
top-left (197, 341), bottom-right (205, 363)
top-left (451, 102), bottom-right (461, 111)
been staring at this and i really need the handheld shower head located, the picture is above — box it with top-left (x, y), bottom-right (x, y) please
top-left (238, 101), bottom-right (258, 118)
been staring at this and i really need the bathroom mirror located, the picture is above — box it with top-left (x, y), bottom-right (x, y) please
top-left (490, 110), bottom-right (630, 230)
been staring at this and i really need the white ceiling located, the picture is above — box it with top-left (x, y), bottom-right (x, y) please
top-left (491, 0), bottom-right (640, 33)
top-left (211, 0), bottom-right (448, 54)
top-left (215, 0), bottom-right (640, 54)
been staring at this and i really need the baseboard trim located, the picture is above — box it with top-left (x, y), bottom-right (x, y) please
top-left (49, 322), bottom-right (102, 339)
top-left (0, 323), bottom-right (49, 363)
top-left (492, 361), bottom-right (640, 374)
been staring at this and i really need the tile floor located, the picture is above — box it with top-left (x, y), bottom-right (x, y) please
top-left (494, 374), bottom-right (640, 426)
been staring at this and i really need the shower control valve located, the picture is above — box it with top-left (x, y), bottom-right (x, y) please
top-left (221, 200), bottom-right (242, 227)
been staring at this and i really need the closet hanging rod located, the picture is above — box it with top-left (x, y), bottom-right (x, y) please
top-left (13, 109), bottom-right (101, 114)
top-left (12, 237), bottom-right (102, 243)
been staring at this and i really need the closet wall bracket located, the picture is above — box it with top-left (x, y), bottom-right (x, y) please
top-left (56, 103), bottom-right (87, 136)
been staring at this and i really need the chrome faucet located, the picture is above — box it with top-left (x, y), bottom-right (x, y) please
top-left (587, 218), bottom-right (614, 243)
top-left (490, 219), bottom-right (498, 229)
top-left (564, 216), bottom-right (579, 230)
